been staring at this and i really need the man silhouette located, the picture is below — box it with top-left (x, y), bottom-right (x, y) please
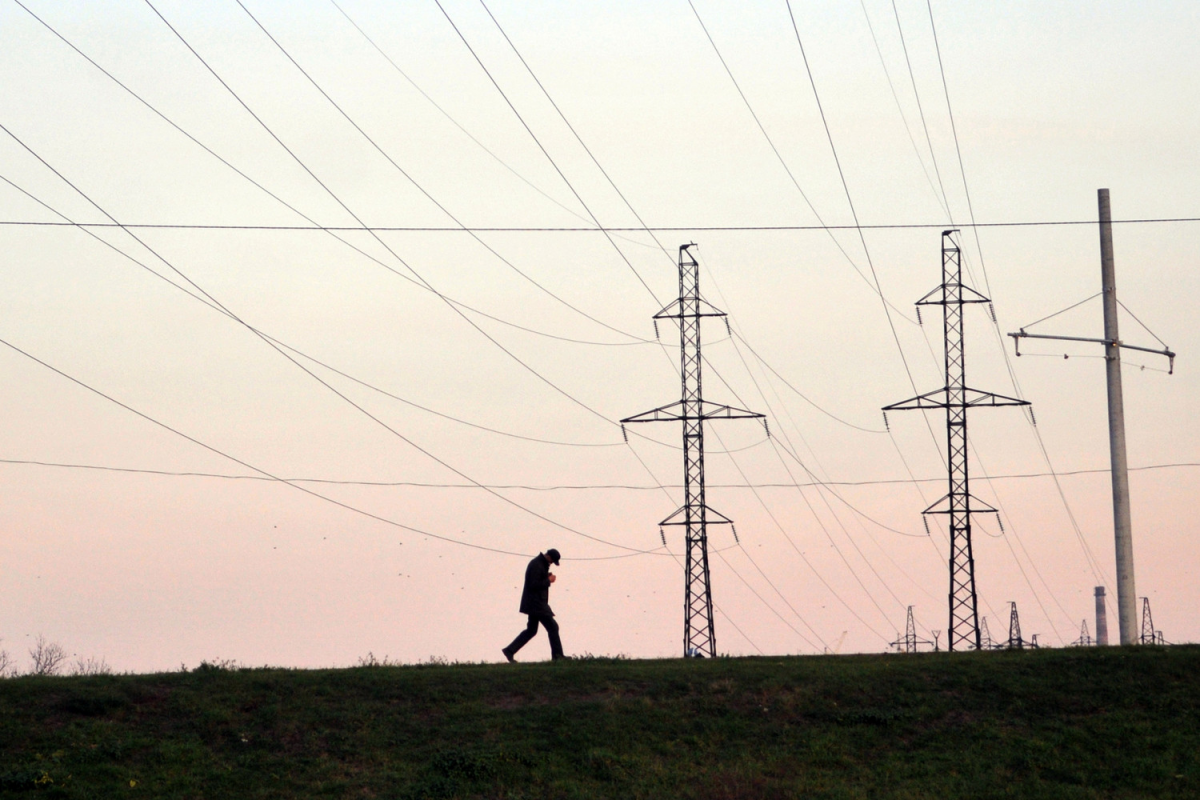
top-left (501, 549), bottom-right (565, 662)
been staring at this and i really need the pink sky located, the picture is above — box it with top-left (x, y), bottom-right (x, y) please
top-left (1, 0), bottom-right (1197, 671)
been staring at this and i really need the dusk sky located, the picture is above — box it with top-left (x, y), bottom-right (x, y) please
top-left (1, 0), bottom-right (1197, 672)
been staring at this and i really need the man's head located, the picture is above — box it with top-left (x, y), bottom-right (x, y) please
top-left (545, 548), bottom-right (561, 565)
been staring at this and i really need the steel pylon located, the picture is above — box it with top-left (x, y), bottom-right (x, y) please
top-left (883, 231), bottom-right (1029, 651)
top-left (622, 244), bottom-right (764, 659)
top-left (1138, 597), bottom-right (1166, 645)
top-left (890, 606), bottom-right (934, 653)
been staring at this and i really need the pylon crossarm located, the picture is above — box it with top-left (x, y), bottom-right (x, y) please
top-left (921, 493), bottom-right (998, 516)
top-left (963, 388), bottom-right (1030, 407)
top-left (621, 402), bottom-right (686, 424)
top-left (915, 282), bottom-right (991, 306)
top-left (653, 297), bottom-right (728, 321)
top-left (699, 402), bottom-right (765, 421)
top-left (660, 504), bottom-right (734, 527)
top-left (882, 388), bottom-right (948, 411)
top-left (622, 400), bottom-right (763, 424)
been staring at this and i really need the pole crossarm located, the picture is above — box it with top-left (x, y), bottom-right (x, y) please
top-left (622, 400), bottom-right (765, 424)
top-left (883, 387), bottom-right (1029, 411)
top-left (1008, 330), bottom-right (1176, 372)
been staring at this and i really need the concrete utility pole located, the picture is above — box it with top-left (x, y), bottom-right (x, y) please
top-left (1010, 190), bottom-right (1175, 645)
top-left (1099, 189), bottom-right (1138, 644)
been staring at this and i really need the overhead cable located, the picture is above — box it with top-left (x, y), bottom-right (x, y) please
top-left (9, 0), bottom-right (649, 349)
top-left (231, 0), bottom-right (646, 343)
top-left (0, 125), bottom-right (656, 557)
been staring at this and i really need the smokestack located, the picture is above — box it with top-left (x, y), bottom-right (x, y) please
top-left (1095, 586), bottom-right (1109, 646)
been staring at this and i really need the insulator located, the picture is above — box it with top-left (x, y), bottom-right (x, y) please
top-left (922, 515), bottom-right (931, 536)
top-left (659, 526), bottom-right (667, 546)
top-left (725, 318), bottom-right (732, 337)
top-left (621, 424), bottom-right (628, 443)
top-left (763, 418), bottom-right (771, 438)
top-left (653, 320), bottom-right (660, 339)
top-left (996, 513), bottom-right (1005, 533)
top-left (989, 303), bottom-right (997, 323)
top-left (916, 307), bottom-right (923, 326)
top-left (732, 524), bottom-right (740, 544)
top-left (1029, 408), bottom-right (1037, 426)
top-left (883, 411), bottom-right (890, 432)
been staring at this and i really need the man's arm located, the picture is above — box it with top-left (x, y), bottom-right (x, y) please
top-left (526, 558), bottom-right (551, 589)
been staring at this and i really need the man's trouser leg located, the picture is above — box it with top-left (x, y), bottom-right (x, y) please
top-left (505, 615), bottom-right (540, 656)
top-left (540, 615), bottom-right (564, 659)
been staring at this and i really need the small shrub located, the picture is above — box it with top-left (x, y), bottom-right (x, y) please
top-left (357, 652), bottom-right (398, 667)
top-left (69, 656), bottom-right (112, 676)
top-left (29, 635), bottom-right (68, 676)
top-left (0, 641), bottom-right (14, 677)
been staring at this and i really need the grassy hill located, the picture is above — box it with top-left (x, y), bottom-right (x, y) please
top-left (1, 645), bottom-right (1197, 799)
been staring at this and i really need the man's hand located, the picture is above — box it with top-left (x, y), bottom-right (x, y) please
top-left (548, 573), bottom-right (557, 584)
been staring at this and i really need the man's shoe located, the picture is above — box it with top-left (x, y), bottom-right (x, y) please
top-left (501, 649), bottom-right (515, 663)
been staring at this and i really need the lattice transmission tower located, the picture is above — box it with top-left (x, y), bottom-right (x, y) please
top-left (1002, 601), bottom-right (1038, 649)
top-left (1139, 597), bottom-right (1166, 645)
top-left (884, 231), bottom-right (1030, 651)
top-left (981, 616), bottom-right (994, 649)
top-left (622, 244), bottom-right (764, 658)
top-left (890, 606), bottom-right (934, 653)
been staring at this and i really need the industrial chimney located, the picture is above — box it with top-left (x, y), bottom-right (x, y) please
top-left (1095, 586), bottom-right (1109, 646)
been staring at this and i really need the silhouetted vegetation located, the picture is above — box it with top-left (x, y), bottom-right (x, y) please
top-left (0, 646), bottom-right (1197, 798)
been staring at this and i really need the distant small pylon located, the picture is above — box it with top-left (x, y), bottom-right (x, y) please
top-left (1072, 619), bottom-right (1094, 647)
top-left (890, 606), bottom-right (935, 653)
top-left (1002, 602), bottom-right (1039, 650)
top-left (1139, 597), bottom-right (1167, 645)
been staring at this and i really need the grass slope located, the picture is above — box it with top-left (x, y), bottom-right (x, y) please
top-left (1, 646), bottom-right (1197, 799)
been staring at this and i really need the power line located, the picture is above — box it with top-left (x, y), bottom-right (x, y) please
top-left (888, 0), bottom-right (953, 217)
top-left (327, 0), bottom-right (588, 229)
top-left (6, 457), bottom-right (1193, 488)
top-left (136, 0), bottom-right (669, 442)
top-left (466, 0), bottom-right (919, 641)
top-left (731, 332), bottom-right (886, 434)
top-left (685, 0), bottom-right (912, 323)
top-left (444, 0), bottom-right (903, 648)
top-left (231, 0), bottom-right (646, 345)
top-left (431, 0), bottom-right (663, 306)
top-left (785, 1), bottom-right (941, 463)
top-left (922, 0), bottom-right (1114, 595)
top-left (0, 336), bottom-right (517, 560)
top-left (857, 0), bottom-right (949, 217)
top-left (3, 217), bottom-right (1197, 232)
top-left (0, 172), bottom-right (665, 459)
top-left (8, 0), bottom-right (651, 350)
top-left (0, 125), bottom-right (657, 559)
top-left (475, 0), bottom-right (678, 272)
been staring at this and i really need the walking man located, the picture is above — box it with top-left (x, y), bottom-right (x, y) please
top-left (502, 549), bottom-right (565, 662)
